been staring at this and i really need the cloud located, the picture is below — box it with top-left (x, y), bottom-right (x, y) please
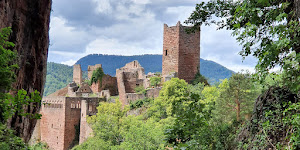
top-left (49, 16), bottom-right (92, 53)
top-left (49, 0), bottom-right (257, 73)
top-left (61, 59), bottom-right (77, 66)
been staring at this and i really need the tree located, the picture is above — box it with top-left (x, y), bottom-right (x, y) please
top-left (191, 72), bottom-right (209, 86)
top-left (0, 27), bottom-right (18, 122)
top-left (147, 78), bottom-right (212, 148)
top-left (149, 76), bottom-right (161, 87)
top-left (185, 0), bottom-right (300, 91)
top-left (217, 73), bottom-right (260, 121)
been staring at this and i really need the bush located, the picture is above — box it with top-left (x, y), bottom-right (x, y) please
top-left (0, 123), bottom-right (27, 150)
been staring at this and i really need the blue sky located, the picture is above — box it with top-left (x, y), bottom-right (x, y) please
top-left (48, 0), bottom-right (257, 72)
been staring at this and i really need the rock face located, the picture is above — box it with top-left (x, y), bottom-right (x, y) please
top-left (237, 87), bottom-right (299, 149)
top-left (0, 0), bottom-right (52, 142)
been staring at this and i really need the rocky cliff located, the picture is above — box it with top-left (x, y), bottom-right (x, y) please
top-left (0, 0), bottom-right (52, 142)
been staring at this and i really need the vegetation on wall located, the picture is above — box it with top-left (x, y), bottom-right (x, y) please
top-left (89, 67), bottom-right (104, 86)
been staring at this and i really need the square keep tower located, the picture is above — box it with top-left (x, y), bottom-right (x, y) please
top-left (162, 21), bottom-right (200, 83)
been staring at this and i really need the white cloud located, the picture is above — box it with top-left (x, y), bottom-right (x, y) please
top-left (49, 16), bottom-right (92, 53)
top-left (49, 0), bottom-right (258, 73)
top-left (86, 38), bottom-right (159, 55)
top-left (61, 59), bottom-right (77, 66)
top-left (92, 0), bottom-right (112, 14)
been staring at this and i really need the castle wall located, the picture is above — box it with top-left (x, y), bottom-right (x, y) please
top-left (126, 93), bottom-right (146, 104)
top-left (79, 100), bottom-right (96, 144)
top-left (116, 70), bottom-right (127, 107)
top-left (116, 61), bottom-right (146, 107)
top-left (73, 65), bottom-right (82, 85)
top-left (178, 25), bottom-right (200, 83)
top-left (146, 87), bottom-right (162, 98)
top-left (40, 96), bottom-right (98, 150)
top-left (64, 97), bottom-right (82, 149)
top-left (90, 75), bottom-right (118, 96)
top-left (40, 97), bottom-right (66, 150)
top-left (162, 21), bottom-right (200, 83)
top-left (162, 23), bottom-right (180, 78)
top-left (88, 64), bottom-right (102, 79)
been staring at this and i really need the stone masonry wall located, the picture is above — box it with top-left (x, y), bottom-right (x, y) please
top-left (64, 97), bottom-right (82, 150)
top-left (79, 100), bottom-right (94, 144)
top-left (88, 64), bottom-right (102, 79)
top-left (146, 87), bottom-right (162, 99)
top-left (125, 93), bottom-right (146, 104)
top-left (162, 22), bottom-right (180, 78)
top-left (40, 97), bottom-right (66, 150)
top-left (90, 75), bottom-right (118, 96)
top-left (162, 21), bottom-right (200, 83)
top-left (116, 61), bottom-right (146, 107)
top-left (116, 70), bottom-right (127, 107)
top-left (178, 24), bottom-right (200, 83)
top-left (73, 64), bottom-right (82, 85)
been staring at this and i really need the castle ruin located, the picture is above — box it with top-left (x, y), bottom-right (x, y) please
top-left (162, 21), bottom-right (200, 83)
top-left (33, 21), bottom-right (201, 149)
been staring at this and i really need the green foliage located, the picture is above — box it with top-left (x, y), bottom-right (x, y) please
top-left (44, 62), bottom-right (88, 96)
top-left (44, 62), bottom-right (73, 96)
top-left (191, 72), bottom-right (210, 86)
top-left (0, 27), bottom-right (18, 92)
top-left (130, 98), bottom-right (152, 110)
top-left (1, 90), bottom-right (42, 122)
top-left (149, 76), bottom-right (161, 87)
top-left (118, 116), bottom-right (166, 149)
top-left (0, 123), bottom-right (27, 150)
top-left (186, 0), bottom-right (300, 92)
top-left (216, 73), bottom-right (260, 121)
top-left (89, 67), bottom-right (104, 86)
top-left (0, 27), bottom-right (18, 122)
top-left (134, 85), bottom-right (146, 95)
top-left (73, 100), bottom-right (166, 150)
top-left (0, 27), bottom-right (42, 123)
top-left (29, 142), bottom-right (49, 150)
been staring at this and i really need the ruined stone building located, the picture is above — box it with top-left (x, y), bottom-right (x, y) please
top-left (31, 64), bottom-right (116, 150)
top-left (116, 60), bottom-right (161, 107)
top-left (162, 21), bottom-right (200, 83)
top-left (32, 21), bottom-right (201, 149)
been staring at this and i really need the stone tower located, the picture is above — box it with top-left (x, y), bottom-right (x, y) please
top-left (162, 21), bottom-right (200, 83)
top-left (73, 64), bottom-right (82, 85)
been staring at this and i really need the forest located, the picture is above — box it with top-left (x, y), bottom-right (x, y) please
top-left (0, 0), bottom-right (299, 150)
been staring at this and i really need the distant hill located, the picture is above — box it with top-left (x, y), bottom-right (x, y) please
top-left (44, 62), bottom-right (87, 96)
top-left (44, 62), bottom-right (73, 96)
top-left (76, 54), bottom-right (234, 83)
top-left (44, 54), bottom-right (234, 96)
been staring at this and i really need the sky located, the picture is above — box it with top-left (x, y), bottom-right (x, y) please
top-left (48, 0), bottom-right (257, 72)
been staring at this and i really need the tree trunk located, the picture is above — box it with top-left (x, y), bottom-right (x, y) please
top-left (0, 0), bottom-right (52, 143)
top-left (236, 99), bottom-right (241, 121)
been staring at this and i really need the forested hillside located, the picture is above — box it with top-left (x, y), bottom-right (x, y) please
top-left (44, 62), bottom-right (74, 96)
top-left (44, 55), bottom-right (234, 96)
